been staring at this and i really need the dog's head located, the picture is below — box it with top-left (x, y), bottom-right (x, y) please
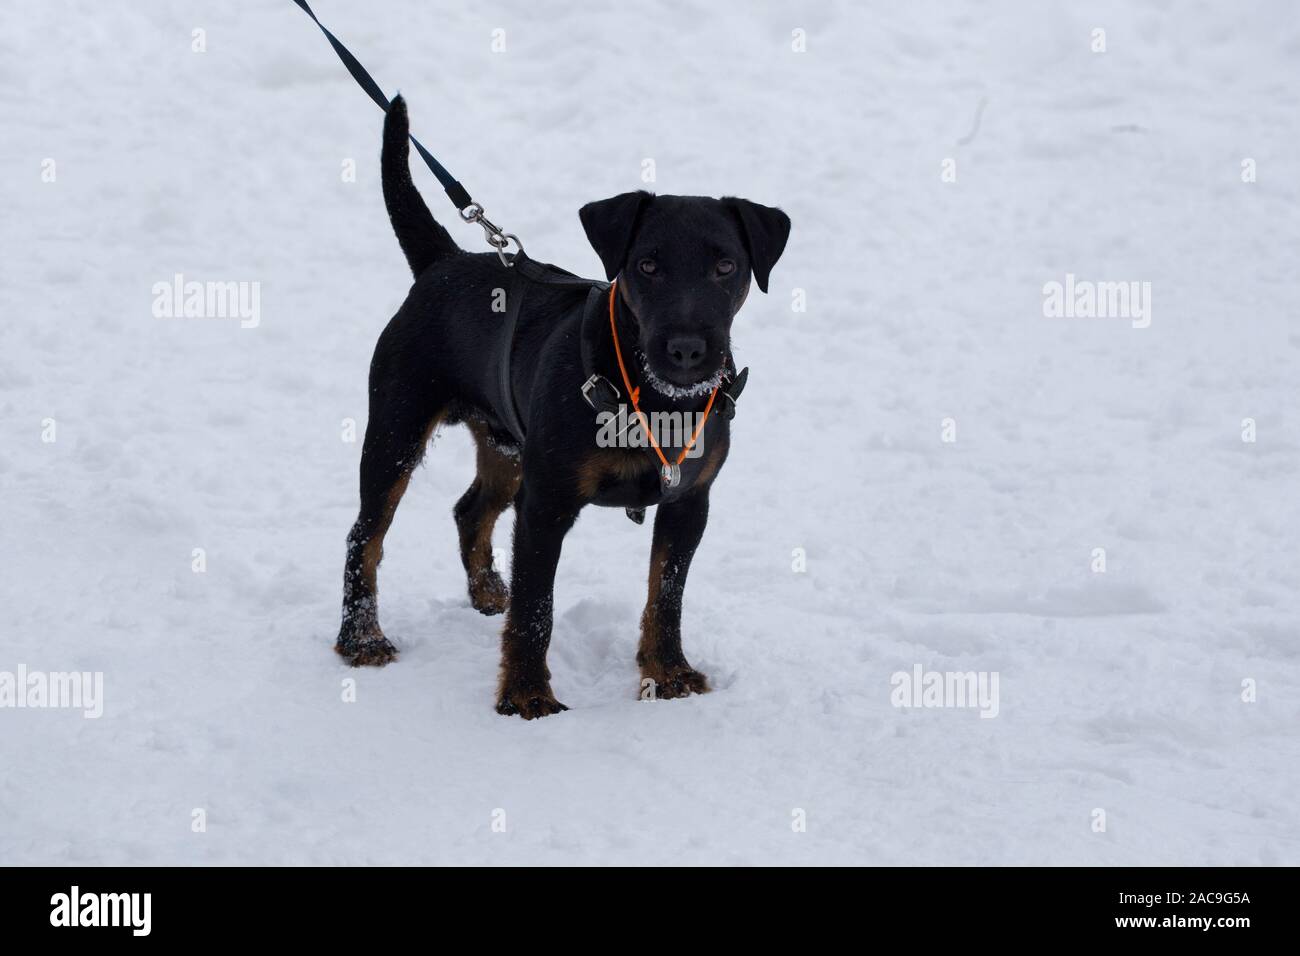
top-left (580, 192), bottom-right (790, 396)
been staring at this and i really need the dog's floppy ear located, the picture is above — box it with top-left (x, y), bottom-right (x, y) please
top-left (580, 190), bottom-right (652, 280)
top-left (724, 198), bottom-right (791, 293)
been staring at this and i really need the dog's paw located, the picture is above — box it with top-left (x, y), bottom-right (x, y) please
top-left (335, 627), bottom-right (399, 667)
top-left (468, 569), bottom-right (509, 616)
top-left (496, 684), bottom-right (568, 720)
top-left (640, 662), bottom-right (710, 700)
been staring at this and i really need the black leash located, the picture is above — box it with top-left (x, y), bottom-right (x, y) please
top-left (290, 0), bottom-right (469, 209)
top-left (291, 0), bottom-right (525, 262)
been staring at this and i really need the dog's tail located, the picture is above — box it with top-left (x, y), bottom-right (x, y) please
top-left (382, 95), bottom-right (460, 277)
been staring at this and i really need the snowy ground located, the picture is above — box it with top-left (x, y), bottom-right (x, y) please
top-left (2, 0), bottom-right (1299, 865)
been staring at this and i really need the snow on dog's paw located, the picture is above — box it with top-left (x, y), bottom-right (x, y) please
top-left (334, 630), bottom-right (399, 667)
top-left (641, 662), bottom-right (710, 700)
top-left (496, 685), bottom-right (568, 720)
top-left (467, 569), bottom-right (509, 616)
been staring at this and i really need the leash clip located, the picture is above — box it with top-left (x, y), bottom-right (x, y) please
top-left (460, 202), bottom-right (525, 266)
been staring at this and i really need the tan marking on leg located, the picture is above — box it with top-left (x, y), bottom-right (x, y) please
top-left (636, 531), bottom-right (709, 698)
top-left (359, 415), bottom-right (440, 596)
top-left (637, 536), bottom-right (671, 664)
top-left (460, 422), bottom-right (520, 613)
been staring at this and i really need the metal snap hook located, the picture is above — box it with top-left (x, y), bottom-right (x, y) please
top-left (494, 233), bottom-right (524, 267)
top-left (459, 203), bottom-right (524, 265)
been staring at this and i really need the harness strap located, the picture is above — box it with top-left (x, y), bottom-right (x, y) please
top-left (498, 254), bottom-right (608, 445)
top-left (515, 255), bottom-right (608, 291)
top-left (497, 275), bottom-right (529, 444)
top-left (291, 0), bottom-right (473, 211)
top-left (579, 287), bottom-right (621, 418)
top-left (577, 287), bottom-right (646, 522)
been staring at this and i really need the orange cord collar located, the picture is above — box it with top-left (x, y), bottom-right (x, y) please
top-left (607, 282), bottom-right (719, 474)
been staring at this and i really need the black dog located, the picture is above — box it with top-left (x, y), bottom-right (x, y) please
top-left (336, 96), bottom-right (790, 718)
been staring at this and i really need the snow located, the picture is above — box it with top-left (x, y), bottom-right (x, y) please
top-left (2, 0), bottom-right (1298, 865)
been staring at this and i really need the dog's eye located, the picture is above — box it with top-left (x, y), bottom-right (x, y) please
top-left (715, 259), bottom-right (736, 277)
top-left (638, 258), bottom-right (658, 276)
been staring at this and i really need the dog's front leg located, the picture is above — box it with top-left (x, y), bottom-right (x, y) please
top-left (495, 480), bottom-right (578, 719)
top-left (638, 489), bottom-right (711, 700)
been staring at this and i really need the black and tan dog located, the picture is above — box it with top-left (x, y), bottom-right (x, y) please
top-left (336, 97), bottom-right (790, 718)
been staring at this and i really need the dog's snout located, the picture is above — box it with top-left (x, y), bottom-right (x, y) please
top-left (666, 335), bottom-right (708, 371)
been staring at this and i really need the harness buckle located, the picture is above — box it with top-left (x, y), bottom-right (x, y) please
top-left (716, 390), bottom-right (738, 421)
top-left (713, 365), bottom-right (748, 420)
top-left (580, 373), bottom-right (620, 410)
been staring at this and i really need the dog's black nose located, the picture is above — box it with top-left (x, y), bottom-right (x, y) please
top-left (666, 335), bottom-right (708, 371)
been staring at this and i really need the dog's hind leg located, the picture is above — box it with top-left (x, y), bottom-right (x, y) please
top-left (453, 421), bottom-right (521, 615)
top-left (336, 395), bottom-right (445, 666)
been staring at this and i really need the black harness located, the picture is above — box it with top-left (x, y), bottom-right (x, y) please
top-left (495, 255), bottom-right (607, 445)
top-left (295, 1), bottom-right (748, 522)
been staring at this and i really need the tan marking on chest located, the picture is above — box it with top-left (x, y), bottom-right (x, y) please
top-left (577, 448), bottom-right (657, 499)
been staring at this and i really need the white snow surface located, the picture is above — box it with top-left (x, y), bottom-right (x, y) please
top-left (2, 0), bottom-right (1299, 865)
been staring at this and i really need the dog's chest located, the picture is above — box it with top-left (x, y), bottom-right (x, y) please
top-left (578, 430), bottom-right (727, 509)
